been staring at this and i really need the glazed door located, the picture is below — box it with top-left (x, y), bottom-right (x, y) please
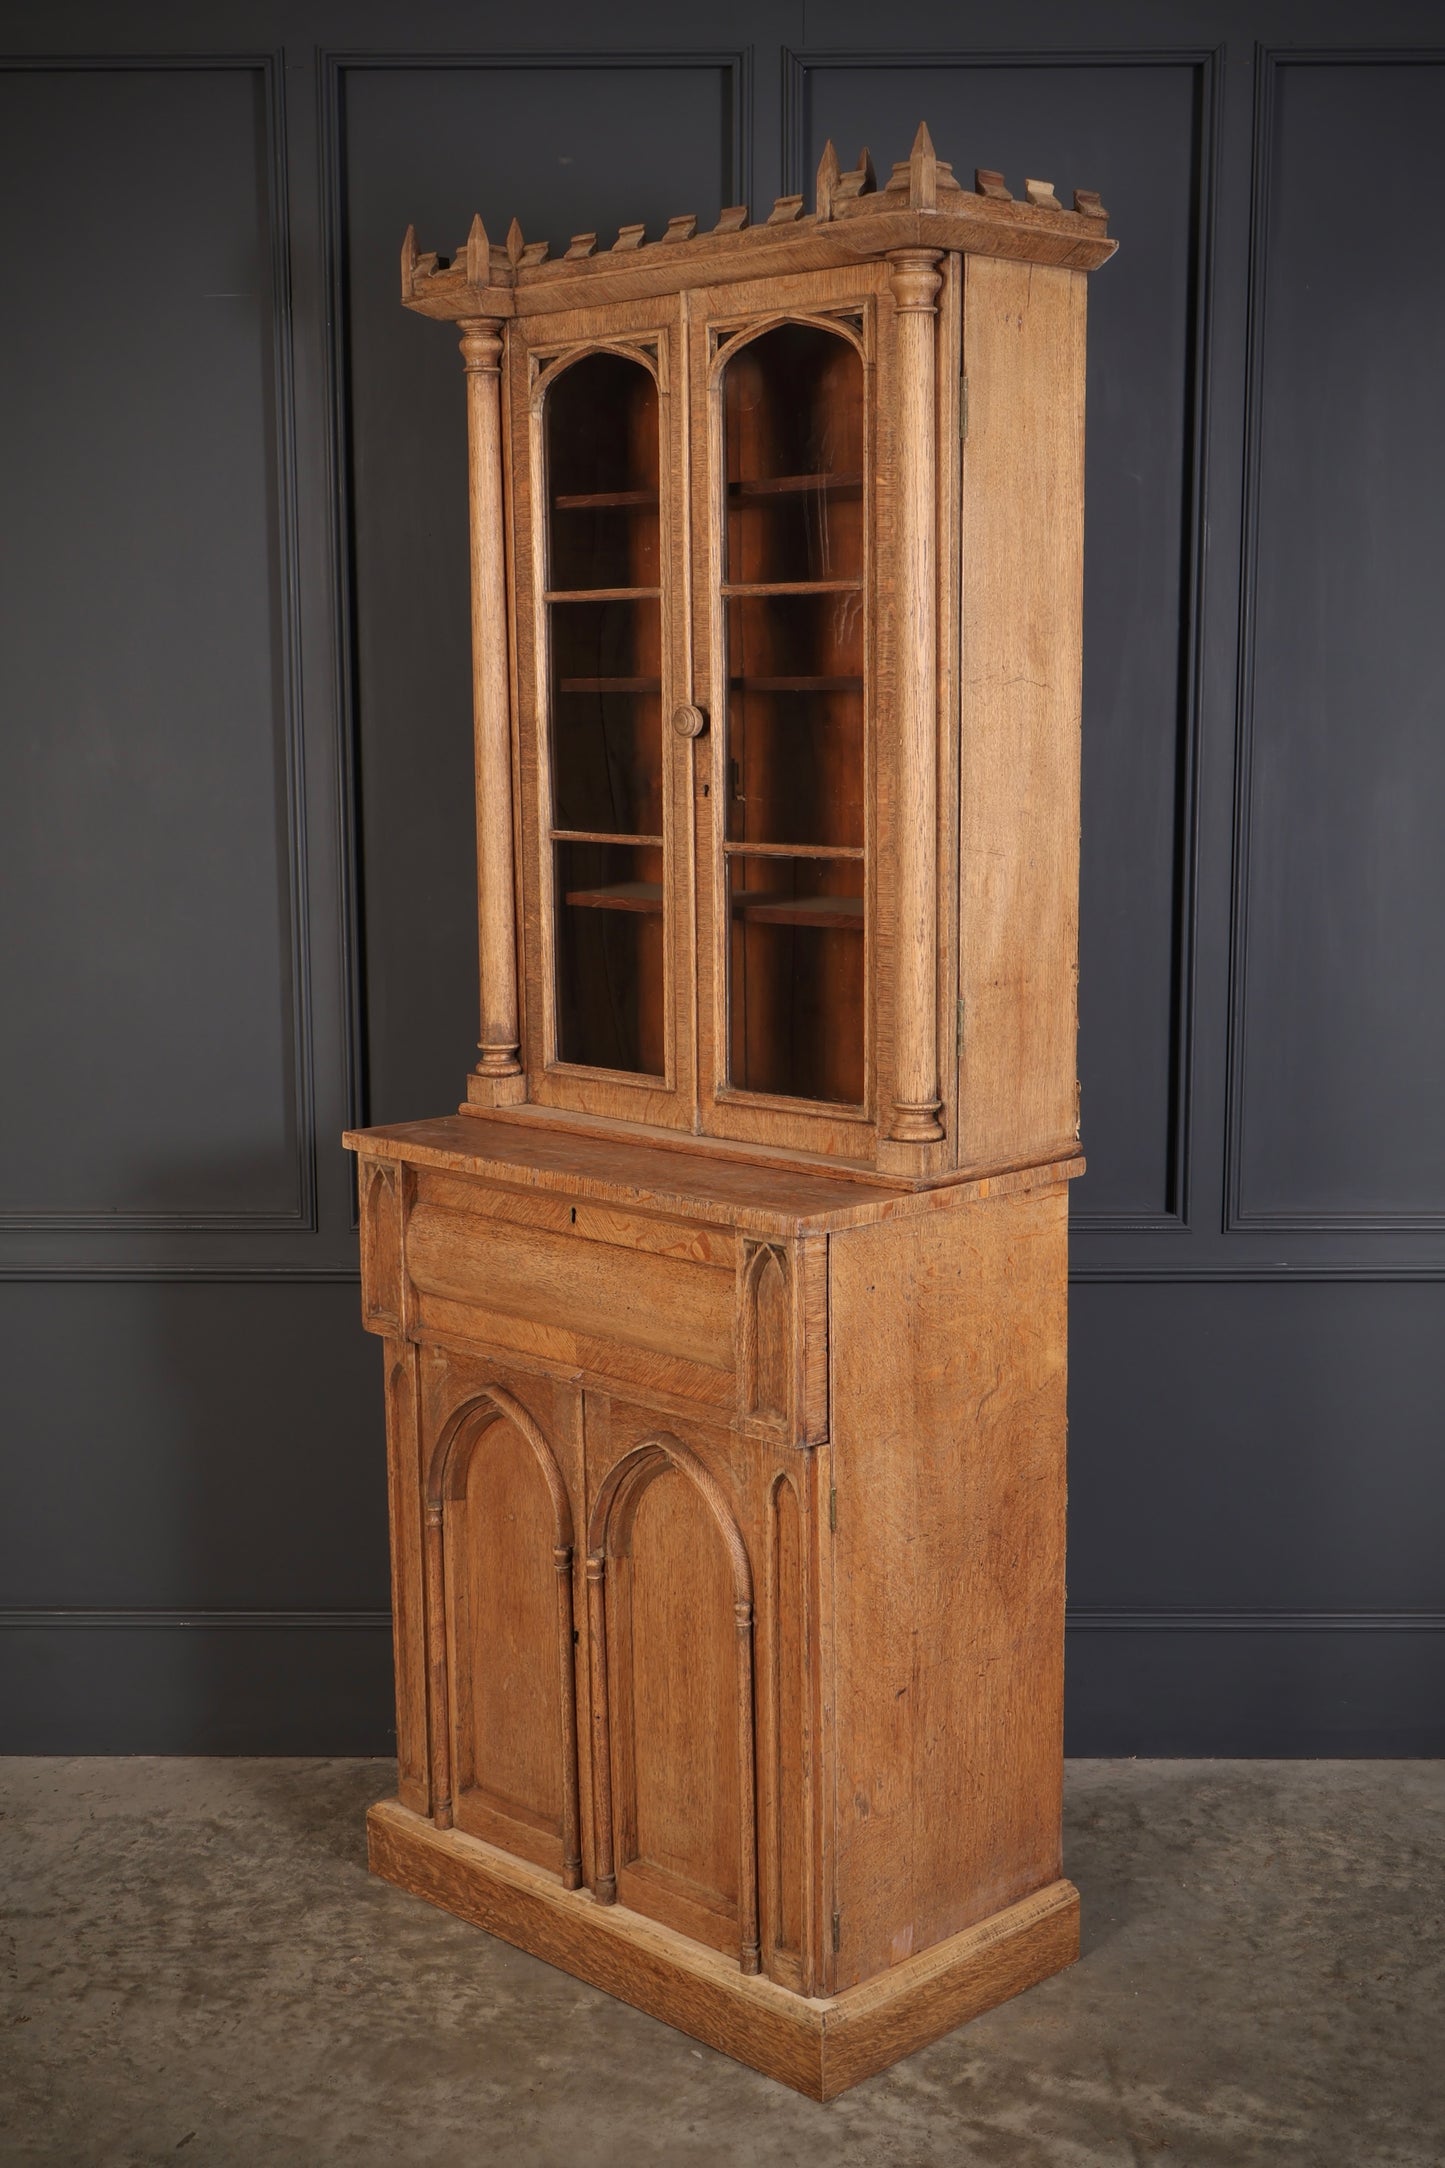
top-left (510, 302), bottom-right (697, 1128)
top-left (688, 266), bottom-right (887, 1164)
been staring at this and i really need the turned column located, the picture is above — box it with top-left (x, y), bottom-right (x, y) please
top-left (885, 251), bottom-right (944, 1145)
top-left (459, 317), bottom-right (523, 1089)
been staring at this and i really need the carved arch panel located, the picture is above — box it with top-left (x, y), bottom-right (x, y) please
top-left (422, 1386), bottom-right (581, 1888)
top-left (741, 1239), bottom-right (790, 1427)
top-left (586, 1427), bottom-right (759, 1973)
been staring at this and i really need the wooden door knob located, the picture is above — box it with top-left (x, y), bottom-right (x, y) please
top-left (672, 702), bottom-right (709, 739)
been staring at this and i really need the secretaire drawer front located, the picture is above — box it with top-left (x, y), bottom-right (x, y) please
top-left (403, 1175), bottom-right (738, 1410)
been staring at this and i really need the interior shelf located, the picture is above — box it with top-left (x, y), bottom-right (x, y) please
top-left (725, 841), bottom-right (863, 860)
top-left (564, 883), bottom-right (863, 932)
top-left (552, 487), bottom-right (659, 509)
top-left (553, 829), bottom-right (661, 849)
top-left (727, 676), bottom-right (863, 693)
top-left (728, 472), bottom-right (863, 500)
top-left (731, 892), bottom-right (863, 929)
top-left (557, 676), bottom-right (662, 694)
top-left (564, 881), bottom-right (663, 915)
top-left (722, 580), bottom-right (862, 598)
top-left (545, 586), bottom-right (660, 603)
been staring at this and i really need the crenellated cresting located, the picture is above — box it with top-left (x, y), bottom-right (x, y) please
top-left (400, 121), bottom-right (1114, 318)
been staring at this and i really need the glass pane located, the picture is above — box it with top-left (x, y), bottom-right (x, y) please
top-left (726, 595), bottom-right (863, 850)
top-left (721, 323), bottom-right (866, 1107)
top-left (555, 840), bottom-right (664, 1076)
top-left (552, 688), bottom-right (662, 838)
top-left (728, 854), bottom-right (864, 1104)
top-left (545, 351), bottom-right (663, 1075)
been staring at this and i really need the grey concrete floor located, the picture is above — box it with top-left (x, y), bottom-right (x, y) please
top-left (2, 1759), bottom-right (1442, 2167)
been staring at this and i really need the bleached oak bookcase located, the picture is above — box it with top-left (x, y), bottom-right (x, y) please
top-left (345, 125), bottom-right (1115, 2098)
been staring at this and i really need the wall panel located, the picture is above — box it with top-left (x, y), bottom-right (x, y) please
top-left (0, 61), bottom-right (311, 1230)
top-left (1231, 55), bottom-right (1445, 1229)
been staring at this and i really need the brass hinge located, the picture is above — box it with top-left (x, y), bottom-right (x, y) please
top-left (959, 374), bottom-right (969, 441)
top-left (828, 1485), bottom-right (837, 1532)
top-left (831, 1909), bottom-right (842, 1954)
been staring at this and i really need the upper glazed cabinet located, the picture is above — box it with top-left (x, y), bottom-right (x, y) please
top-left (403, 127), bottom-right (1115, 1179)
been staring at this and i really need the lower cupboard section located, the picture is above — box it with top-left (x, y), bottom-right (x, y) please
top-left (386, 1341), bottom-right (825, 1994)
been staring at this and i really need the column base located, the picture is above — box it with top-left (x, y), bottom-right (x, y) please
top-left (367, 1798), bottom-right (1080, 2100)
top-left (462, 1070), bottom-right (527, 1110)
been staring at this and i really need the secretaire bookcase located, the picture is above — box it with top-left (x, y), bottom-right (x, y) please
top-left (345, 125), bottom-right (1115, 2098)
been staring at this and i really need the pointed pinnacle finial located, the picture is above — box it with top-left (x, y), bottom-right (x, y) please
top-left (908, 120), bottom-right (939, 210)
top-left (466, 213), bottom-right (488, 286)
top-left (401, 223), bottom-right (417, 300)
top-left (835, 147), bottom-right (876, 204)
top-left (505, 216), bottom-right (525, 268)
top-left (816, 139), bottom-right (841, 221)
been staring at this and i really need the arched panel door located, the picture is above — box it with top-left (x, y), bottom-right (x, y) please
top-left (587, 1432), bottom-right (759, 1971)
top-left (426, 1390), bottom-right (581, 1887)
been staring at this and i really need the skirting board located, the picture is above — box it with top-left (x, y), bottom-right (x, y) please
top-left (367, 1798), bottom-right (1080, 2098)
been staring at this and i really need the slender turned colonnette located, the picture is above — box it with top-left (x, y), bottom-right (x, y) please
top-left (347, 123), bottom-right (1115, 2098)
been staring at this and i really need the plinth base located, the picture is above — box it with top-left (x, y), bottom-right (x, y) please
top-left (367, 1799), bottom-right (1080, 2099)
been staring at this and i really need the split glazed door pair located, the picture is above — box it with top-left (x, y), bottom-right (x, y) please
top-left (509, 266), bottom-right (887, 1162)
top-left (422, 1369), bottom-right (819, 1991)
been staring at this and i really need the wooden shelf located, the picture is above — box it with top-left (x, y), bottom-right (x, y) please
top-left (564, 881), bottom-right (662, 914)
top-left (731, 892), bottom-right (863, 929)
top-left (727, 676), bottom-right (863, 693)
top-left (723, 580), bottom-right (862, 598)
top-left (557, 677), bottom-right (662, 694)
top-left (553, 829), bottom-right (661, 849)
top-left (546, 586), bottom-right (660, 603)
top-left (725, 840), bottom-right (864, 861)
top-left (728, 472), bottom-right (863, 500)
top-left (553, 488), bottom-right (659, 510)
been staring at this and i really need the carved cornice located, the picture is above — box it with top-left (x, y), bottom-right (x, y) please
top-left (401, 122), bottom-right (1114, 324)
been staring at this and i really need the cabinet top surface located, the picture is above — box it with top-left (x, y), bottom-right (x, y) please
top-left (344, 1113), bottom-right (1079, 1235)
top-left (402, 123), bottom-right (1115, 324)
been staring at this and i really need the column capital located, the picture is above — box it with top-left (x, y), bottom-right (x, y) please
top-left (458, 317), bottom-right (504, 373)
top-left (886, 249), bottom-right (944, 313)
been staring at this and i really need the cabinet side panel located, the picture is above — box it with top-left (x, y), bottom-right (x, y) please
top-left (957, 261), bottom-right (1086, 1172)
top-left (828, 1189), bottom-right (1068, 1989)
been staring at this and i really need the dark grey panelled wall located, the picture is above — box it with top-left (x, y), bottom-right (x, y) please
top-left (2, 1), bottom-right (1441, 1753)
